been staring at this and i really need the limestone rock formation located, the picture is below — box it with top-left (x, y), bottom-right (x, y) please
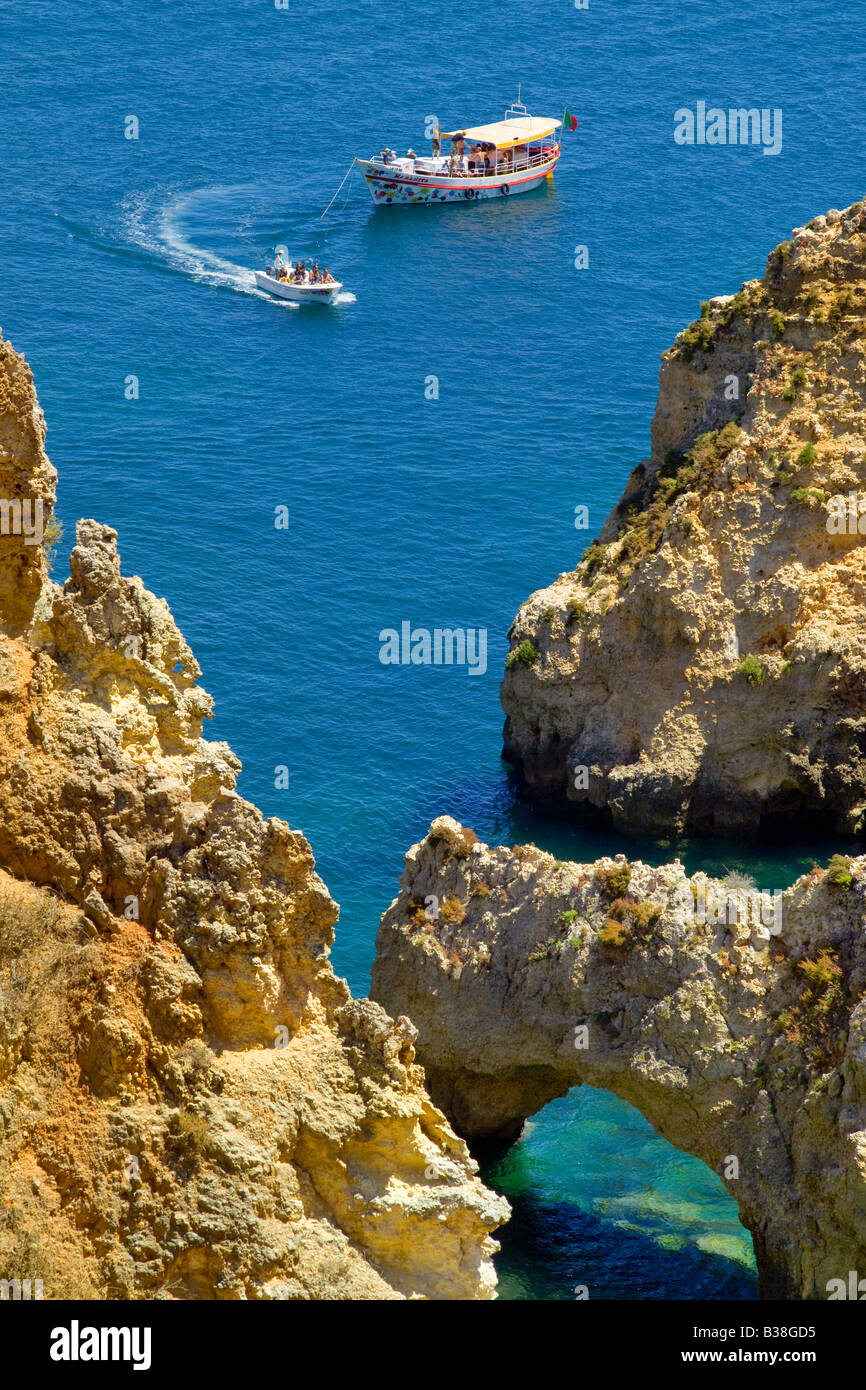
top-left (371, 816), bottom-right (866, 1300)
top-left (0, 334), bottom-right (507, 1299)
top-left (502, 198), bottom-right (866, 835)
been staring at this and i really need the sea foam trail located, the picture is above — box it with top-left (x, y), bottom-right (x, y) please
top-left (119, 187), bottom-right (299, 304)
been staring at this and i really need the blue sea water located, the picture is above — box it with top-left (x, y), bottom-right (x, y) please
top-left (4, 0), bottom-right (866, 1300)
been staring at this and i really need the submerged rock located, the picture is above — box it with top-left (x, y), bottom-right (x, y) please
top-left (502, 197), bottom-right (866, 836)
top-left (371, 816), bottom-right (866, 1299)
top-left (0, 335), bottom-right (507, 1299)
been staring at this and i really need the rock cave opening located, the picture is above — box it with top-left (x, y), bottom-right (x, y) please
top-left (479, 1084), bottom-right (758, 1301)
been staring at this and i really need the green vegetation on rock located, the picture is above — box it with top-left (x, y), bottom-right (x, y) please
top-left (505, 639), bottom-right (539, 671)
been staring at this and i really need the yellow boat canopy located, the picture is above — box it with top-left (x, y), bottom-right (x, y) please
top-left (440, 116), bottom-right (560, 148)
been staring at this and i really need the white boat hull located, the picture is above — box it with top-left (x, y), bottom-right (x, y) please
top-left (360, 154), bottom-right (559, 206)
top-left (255, 271), bottom-right (343, 302)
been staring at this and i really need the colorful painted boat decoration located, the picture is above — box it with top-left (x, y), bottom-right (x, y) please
top-left (356, 98), bottom-right (568, 207)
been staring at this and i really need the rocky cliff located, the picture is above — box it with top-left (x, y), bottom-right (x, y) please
top-left (0, 334), bottom-right (507, 1299)
top-left (502, 198), bottom-right (866, 835)
top-left (371, 816), bottom-right (866, 1300)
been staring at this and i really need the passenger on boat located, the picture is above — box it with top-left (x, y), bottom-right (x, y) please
top-left (381, 148), bottom-right (392, 164)
top-left (277, 264), bottom-right (289, 282)
top-left (484, 143), bottom-right (495, 175)
top-left (310, 262), bottom-right (320, 282)
top-left (407, 148), bottom-right (417, 166)
top-left (320, 268), bottom-right (335, 284)
top-left (431, 125), bottom-right (441, 156)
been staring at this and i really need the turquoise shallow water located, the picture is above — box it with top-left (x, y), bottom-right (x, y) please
top-left (4, 0), bottom-right (866, 1299)
top-left (486, 1088), bottom-right (756, 1301)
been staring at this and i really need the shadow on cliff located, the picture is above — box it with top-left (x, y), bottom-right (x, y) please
top-left (498, 770), bottom-right (859, 886)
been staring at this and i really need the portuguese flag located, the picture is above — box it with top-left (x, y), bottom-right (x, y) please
top-left (563, 109), bottom-right (578, 132)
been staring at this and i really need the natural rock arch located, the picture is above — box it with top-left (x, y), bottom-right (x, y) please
top-left (372, 817), bottom-right (866, 1300)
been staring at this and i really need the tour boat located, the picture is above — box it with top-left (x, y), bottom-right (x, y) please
top-left (357, 98), bottom-right (564, 207)
top-left (255, 247), bottom-right (343, 303)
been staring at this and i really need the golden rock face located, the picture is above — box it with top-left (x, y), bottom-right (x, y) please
top-left (502, 198), bottom-right (866, 837)
top-left (0, 334), bottom-right (508, 1301)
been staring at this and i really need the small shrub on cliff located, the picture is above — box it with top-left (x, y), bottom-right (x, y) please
top-left (671, 423), bottom-right (744, 480)
top-left (447, 826), bottom-right (479, 859)
top-left (826, 854), bottom-right (854, 890)
top-left (439, 896), bottom-right (466, 926)
top-left (601, 425), bottom-right (746, 595)
top-left (720, 869), bottom-right (756, 894)
top-left (630, 900), bottom-right (662, 932)
top-left (601, 895), bottom-right (660, 944)
top-left (737, 655), bottom-right (767, 686)
top-left (176, 1039), bottom-right (216, 1090)
top-left (767, 447), bottom-right (793, 486)
top-left (776, 948), bottom-right (846, 1064)
top-left (0, 878), bottom-right (68, 960)
top-left (430, 821), bottom-right (478, 861)
top-left (799, 950), bottom-right (844, 995)
top-left (797, 442), bottom-right (817, 467)
top-left (599, 918), bottom-right (631, 948)
top-left (596, 862), bottom-right (631, 899)
top-left (408, 896), bottom-right (429, 929)
top-left (169, 1109), bottom-right (210, 1161)
top-left (471, 883), bottom-right (490, 899)
top-left (560, 909), bottom-right (580, 927)
top-left (0, 1228), bottom-right (95, 1299)
top-left (505, 640), bottom-right (539, 671)
top-left (717, 288), bottom-right (755, 328)
top-left (679, 315), bottom-right (717, 361)
top-left (769, 309), bottom-right (787, 339)
top-left (782, 367), bottom-right (807, 402)
top-left (581, 542), bottom-right (605, 578)
top-left (43, 517), bottom-right (63, 572)
top-left (528, 935), bottom-right (561, 963)
top-left (790, 486), bottom-right (827, 507)
top-left (567, 598), bottom-right (588, 626)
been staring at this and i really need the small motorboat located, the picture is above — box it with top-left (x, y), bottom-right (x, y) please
top-left (255, 245), bottom-right (343, 303)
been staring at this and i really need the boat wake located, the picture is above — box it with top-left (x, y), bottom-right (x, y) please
top-left (57, 186), bottom-right (353, 309)
top-left (116, 187), bottom-right (301, 304)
